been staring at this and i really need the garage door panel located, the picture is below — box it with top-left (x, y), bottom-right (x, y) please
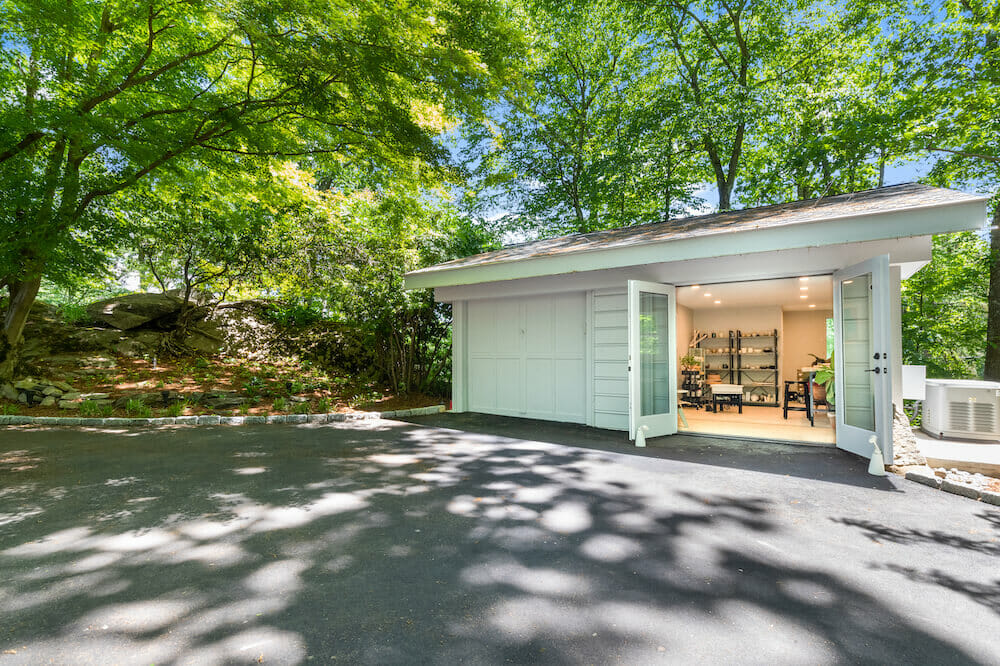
top-left (464, 292), bottom-right (585, 424)
top-left (554, 293), bottom-right (586, 356)
top-left (525, 297), bottom-right (554, 355)
top-left (496, 358), bottom-right (522, 412)
top-left (525, 358), bottom-right (554, 414)
top-left (467, 301), bottom-right (495, 354)
top-left (468, 357), bottom-right (496, 410)
top-left (495, 300), bottom-right (522, 355)
top-left (555, 358), bottom-right (586, 417)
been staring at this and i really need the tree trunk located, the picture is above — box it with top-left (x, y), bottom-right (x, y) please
top-left (985, 202), bottom-right (1000, 380)
top-left (0, 277), bottom-right (42, 381)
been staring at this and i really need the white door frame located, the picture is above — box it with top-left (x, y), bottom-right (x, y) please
top-left (627, 280), bottom-right (677, 440)
top-left (833, 255), bottom-right (893, 460)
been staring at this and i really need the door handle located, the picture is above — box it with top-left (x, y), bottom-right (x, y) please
top-left (867, 367), bottom-right (881, 374)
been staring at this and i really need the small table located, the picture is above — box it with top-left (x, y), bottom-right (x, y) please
top-left (710, 384), bottom-right (743, 413)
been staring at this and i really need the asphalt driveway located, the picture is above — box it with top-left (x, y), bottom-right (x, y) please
top-left (1, 415), bottom-right (998, 664)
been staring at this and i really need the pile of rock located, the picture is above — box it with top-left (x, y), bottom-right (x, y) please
top-left (0, 378), bottom-right (109, 409)
top-left (905, 466), bottom-right (1000, 505)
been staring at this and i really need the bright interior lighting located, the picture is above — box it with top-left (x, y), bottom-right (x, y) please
top-left (714, 300), bottom-right (721, 304)
top-left (704, 293), bottom-right (712, 297)
top-left (800, 286), bottom-right (808, 291)
top-left (691, 285), bottom-right (700, 289)
top-left (799, 277), bottom-right (808, 282)
top-left (800, 294), bottom-right (807, 299)
top-left (809, 304), bottom-right (816, 308)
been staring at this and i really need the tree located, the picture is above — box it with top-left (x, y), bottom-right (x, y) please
top-left (261, 165), bottom-right (499, 394)
top-left (736, 9), bottom-right (920, 205)
top-left (0, 0), bottom-right (518, 379)
top-left (126, 164), bottom-right (284, 352)
top-left (463, 0), bottom-right (707, 236)
top-left (913, 0), bottom-right (1000, 377)
top-left (902, 232), bottom-right (990, 378)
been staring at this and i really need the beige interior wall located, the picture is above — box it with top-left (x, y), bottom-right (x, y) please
top-left (781, 309), bottom-right (832, 383)
top-left (676, 304), bottom-right (693, 385)
top-left (692, 306), bottom-right (782, 336)
top-left (692, 306), bottom-right (782, 389)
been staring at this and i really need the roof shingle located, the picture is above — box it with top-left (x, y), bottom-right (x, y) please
top-left (409, 183), bottom-right (985, 277)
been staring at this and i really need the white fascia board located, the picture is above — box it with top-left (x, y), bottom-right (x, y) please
top-left (404, 199), bottom-right (987, 290)
top-left (433, 235), bottom-right (932, 303)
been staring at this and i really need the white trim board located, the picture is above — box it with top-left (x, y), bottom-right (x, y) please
top-left (432, 236), bottom-right (933, 303)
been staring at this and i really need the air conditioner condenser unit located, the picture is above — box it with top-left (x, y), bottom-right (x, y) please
top-left (922, 379), bottom-right (1000, 441)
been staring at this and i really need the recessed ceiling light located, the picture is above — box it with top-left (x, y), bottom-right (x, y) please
top-left (800, 294), bottom-right (808, 299)
top-left (714, 300), bottom-right (721, 304)
top-left (799, 277), bottom-right (808, 282)
top-left (704, 293), bottom-right (712, 297)
top-left (844, 280), bottom-right (853, 284)
top-left (809, 304), bottom-right (816, 308)
top-left (800, 286), bottom-right (808, 291)
top-left (691, 285), bottom-right (700, 289)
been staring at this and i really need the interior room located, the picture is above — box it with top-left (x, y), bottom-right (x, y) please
top-left (675, 276), bottom-right (835, 444)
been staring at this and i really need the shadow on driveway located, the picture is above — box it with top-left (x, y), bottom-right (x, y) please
top-left (0, 420), bottom-right (997, 663)
top-left (404, 412), bottom-right (896, 490)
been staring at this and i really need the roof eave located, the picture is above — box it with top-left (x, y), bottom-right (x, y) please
top-left (404, 197), bottom-right (989, 290)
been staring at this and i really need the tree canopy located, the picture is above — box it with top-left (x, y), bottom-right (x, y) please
top-left (1, 0), bottom-right (998, 386)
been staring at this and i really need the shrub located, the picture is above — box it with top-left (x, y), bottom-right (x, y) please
top-left (58, 302), bottom-right (91, 324)
top-left (272, 397), bottom-right (286, 412)
top-left (1, 403), bottom-right (19, 416)
top-left (194, 358), bottom-right (210, 369)
top-left (316, 397), bottom-right (331, 413)
top-left (166, 402), bottom-right (185, 417)
top-left (79, 400), bottom-right (101, 417)
top-left (239, 404), bottom-right (250, 416)
top-left (125, 399), bottom-right (152, 418)
top-left (293, 401), bottom-right (310, 414)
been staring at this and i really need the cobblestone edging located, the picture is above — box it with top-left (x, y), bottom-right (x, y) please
top-left (0, 405), bottom-right (446, 428)
top-left (905, 468), bottom-right (1000, 507)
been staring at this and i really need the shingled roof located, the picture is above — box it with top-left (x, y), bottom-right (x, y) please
top-left (408, 183), bottom-right (985, 278)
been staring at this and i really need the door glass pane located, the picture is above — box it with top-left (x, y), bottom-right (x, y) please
top-left (640, 292), bottom-right (671, 416)
top-left (841, 273), bottom-right (875, 430)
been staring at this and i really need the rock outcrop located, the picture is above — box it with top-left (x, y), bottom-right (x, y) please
top-left (86, 293), bottom-right (185, 330)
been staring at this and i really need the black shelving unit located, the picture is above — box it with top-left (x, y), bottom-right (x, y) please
top-left (681, 369), bottom-right (704, 408)
top-left (736, 329), bottom-right (779, 406)
top-left (698, 330), bottom-right (736, 386)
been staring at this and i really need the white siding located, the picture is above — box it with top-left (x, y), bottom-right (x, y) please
top-left (592, 288), bottom-right (629, 430)
top-left (465, 292), bottom-right (586, 423)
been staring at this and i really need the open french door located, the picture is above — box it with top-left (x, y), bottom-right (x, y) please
top-left (628, 280), bottom-right (677, 441)
top-left (833, 256), bottom-right (893, 460)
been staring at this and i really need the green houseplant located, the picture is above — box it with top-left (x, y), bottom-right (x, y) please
top-left (813, 353), bottom-right (836, 411)
top-left (680, 353), bottom-right (701, 371)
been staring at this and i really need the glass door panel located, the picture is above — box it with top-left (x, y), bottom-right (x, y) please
top-left (640, 292), bottom-right (672, 417)
top-left (833, 256), bottom-right (892, 460)
top-left (840, 274), bottom-right (876, 431)
top-left (628, 281), bottom-right (677, 440)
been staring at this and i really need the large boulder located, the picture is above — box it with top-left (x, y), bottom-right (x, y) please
top-left (86, 293), bottom-right (183, 330)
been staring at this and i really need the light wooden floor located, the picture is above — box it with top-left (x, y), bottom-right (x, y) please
top-left (680, 404), bottom-right (836, 445)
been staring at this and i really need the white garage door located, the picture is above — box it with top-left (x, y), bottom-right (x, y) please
top-left (466, 293), bottom-right (586, 423)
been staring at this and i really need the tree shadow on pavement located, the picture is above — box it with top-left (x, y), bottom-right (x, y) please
top-left (0, 421), bottom-right (988, 664)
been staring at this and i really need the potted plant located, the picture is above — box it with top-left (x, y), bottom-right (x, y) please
top-left (680, 353), bottom-right (701, 371)
top-left (813, 354), bottom-right (836, 426)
